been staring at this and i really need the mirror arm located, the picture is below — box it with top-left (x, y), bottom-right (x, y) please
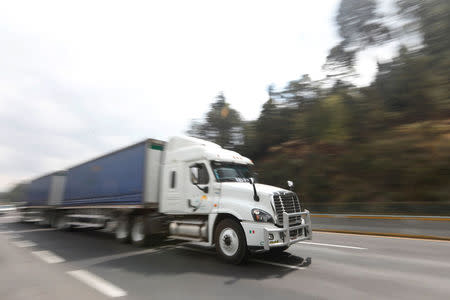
top-left (194, 183), bottom-right (208, 193)
top-left (249, 178), bottom-right (259, 201)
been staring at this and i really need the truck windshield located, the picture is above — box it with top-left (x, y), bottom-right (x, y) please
top-left (211, 161), bottom-right (253, 183)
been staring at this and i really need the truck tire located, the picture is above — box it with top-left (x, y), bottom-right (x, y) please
top-left (130, 215), bottom-right (148, 246)
top-left (115, 216), bottom-right (130, 243)
top-left (214, 219), bottom-right (248, 264)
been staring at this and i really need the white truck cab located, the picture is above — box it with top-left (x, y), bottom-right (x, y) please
top-left (160, 136), bottom-right (312, 264)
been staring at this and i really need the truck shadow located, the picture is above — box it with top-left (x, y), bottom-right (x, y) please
top-left (86, 243), bottom-right (312, 285)
top-left (3, 222), bottom-right (312, 284)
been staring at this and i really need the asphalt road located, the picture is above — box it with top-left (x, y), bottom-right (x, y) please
top-left (1, 214), bottom-right (449, 300)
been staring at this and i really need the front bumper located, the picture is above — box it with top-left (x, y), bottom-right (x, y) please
top-left (262, 210), bottom-right (312, 250)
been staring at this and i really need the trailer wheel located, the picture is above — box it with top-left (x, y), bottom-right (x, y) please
top-left (38, 214), bottom-right (50, 227)
top-left (54, 215), bottom-right (70, 230)
top-left (214, 219), bottom-right (248, 264)
top-left (131, 215), bottom-right (148, 246)
top-left (115, 216), bottom-right (130, 243)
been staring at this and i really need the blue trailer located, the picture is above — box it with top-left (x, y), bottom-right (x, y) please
top-left (63, 141), bottom-right (161, 207)
top-left (26, 171), bottom-right (66, 207)
top-left (20, 139), bottom-right (164, 227)
top-left (22, 171), bottom-right (66, 222)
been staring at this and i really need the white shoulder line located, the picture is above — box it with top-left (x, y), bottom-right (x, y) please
top-left (298, 241), bottom-right (367, 250)
top-left (32, 250), bottom-right (65, 263)
top-left (68, 270), bottom-right (127, 298)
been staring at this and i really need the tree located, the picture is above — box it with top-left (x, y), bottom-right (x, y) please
top-left (187, 93), bottom-right (244, 149)
top-left (323, 0), bottom-right (391, 78)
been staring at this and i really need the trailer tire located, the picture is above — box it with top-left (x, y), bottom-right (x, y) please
top-left (214, 219), bottom-right (248, 264)
top-left (54, 215), bottom-right (70, 230)
top-left (130, 215), bottom-right (148, 246)
top-left (115, 216), bottom-right (130, 243)
top-left (38, 214), bottom-right (50, 227)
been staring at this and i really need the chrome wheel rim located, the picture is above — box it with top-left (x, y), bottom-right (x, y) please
top-left (219, 227), bottom-right (239, 257)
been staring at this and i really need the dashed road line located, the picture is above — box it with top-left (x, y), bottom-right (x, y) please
top-left (14, 228), bottom-right (58, 234)
top-left (76, 248), bottom-right (162, 267)
top-left (32, 250), bottom-right (65, 264)
top-left (6, 234), bottom-right (22, 239)
top-left (12, 240), bottom-right (37, 248)
top-left (68, 270), bottom-right (127, 298)
top-left (297, 241), bottom-right (367, 250)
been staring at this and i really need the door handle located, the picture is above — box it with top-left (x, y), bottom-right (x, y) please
top-left (187, 199), bottom-right (200, 211)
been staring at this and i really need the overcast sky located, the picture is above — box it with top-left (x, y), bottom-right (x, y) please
top-left (1, 0), bottom-right (395, 191)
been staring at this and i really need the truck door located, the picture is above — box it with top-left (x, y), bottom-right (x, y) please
top-left (185, 162), bottom-right (213, 214)
top-left (161, 163), bottom-right (185, 213)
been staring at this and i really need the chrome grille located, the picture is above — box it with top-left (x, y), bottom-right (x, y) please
top-left (272, 192), bottom-right (302, 226)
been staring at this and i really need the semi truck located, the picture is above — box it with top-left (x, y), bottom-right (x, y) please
top-left (20, 136), bottom-right (312, 264)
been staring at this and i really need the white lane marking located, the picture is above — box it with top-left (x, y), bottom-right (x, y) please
top-left (297, 241), bottom-right (367, 250)
top-left (77, 248), bottom-right (161, 267)
top-left (250, 259), bottom-right (307, 270)
top-left (68, 270), bottom-right (127, 298)
top-left (32, 250), bottom-right (65, 264)
top-left (173, 245), bottom-right (213, 255)
top-left (7, 234), bottom-right (22, 239)
top-left (12, 240), bottom-right (37, 248)
top-left (0, 230), bottom-right (13, 234)
top-left (175, 245), bottom-right (307, 270)
top-left (14, 228), bottom-right (58, 233)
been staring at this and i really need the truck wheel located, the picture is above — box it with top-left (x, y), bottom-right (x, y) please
top-left (115, 216), bottom-right (130, 243)
top-left (131, 215), bottom-right (148, 246)
top-left (214, 219), bottom-right (248, 264)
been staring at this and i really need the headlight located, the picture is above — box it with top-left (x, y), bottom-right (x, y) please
top-left (251, 209), bottom-right (274, 223)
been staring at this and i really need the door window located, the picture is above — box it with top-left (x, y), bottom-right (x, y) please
top-left (190, 163), bottom-right (209, 185)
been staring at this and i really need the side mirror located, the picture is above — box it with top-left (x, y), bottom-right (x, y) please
top-left (190, 167), bottom-right (199, 184)
top-left (287, 180), bottom-right (294, 191)
top-left (249, 177), bottom-right (255, 184)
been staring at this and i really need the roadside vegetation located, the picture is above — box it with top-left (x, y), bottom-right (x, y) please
top-left (188, 0), bottom-right (450, 215)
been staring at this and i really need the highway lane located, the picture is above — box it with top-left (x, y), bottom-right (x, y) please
top-left (1, 216), bottom-right (449, 300)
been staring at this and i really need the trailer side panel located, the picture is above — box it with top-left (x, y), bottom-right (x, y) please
top-left (26, 175), bottom-right (52, 206)
top-left (63, 142), bottom-right (147, 206)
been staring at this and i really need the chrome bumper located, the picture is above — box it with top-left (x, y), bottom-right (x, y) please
top-left (263, 209), bottom-right (312, 250)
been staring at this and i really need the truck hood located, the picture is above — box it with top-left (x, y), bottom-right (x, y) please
top-left (218, 182), bottom-right (290, 220)
top-left (220, 182), bottom-right (287, 197)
